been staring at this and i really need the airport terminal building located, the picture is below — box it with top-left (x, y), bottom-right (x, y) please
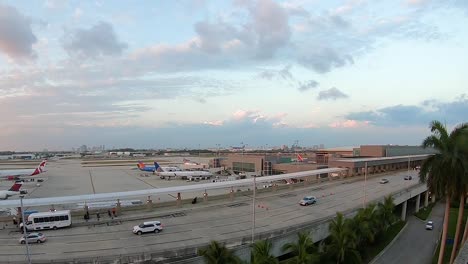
top-left (216, 145), bottom-right (437, 177)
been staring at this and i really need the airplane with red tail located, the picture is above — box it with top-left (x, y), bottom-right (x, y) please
top-left (0, 160), bottom-right (47, 180)
top-left (0, 181), bottom-right (23, 200)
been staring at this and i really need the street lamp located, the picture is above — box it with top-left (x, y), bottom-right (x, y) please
top-left (251, 174), bottom-right (256, 243)
top-left (19, 195), bottom-right (31, 264)
top-left (363, 161), bottom-right (368, 207)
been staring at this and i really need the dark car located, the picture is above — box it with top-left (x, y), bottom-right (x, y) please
top-left (404, 175), bottom-right (413, 180)
top-left (426, 221), bottom-right (434, 230)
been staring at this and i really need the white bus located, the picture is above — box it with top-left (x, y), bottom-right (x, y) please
top-left (21, 210), bottom-right (72, 231)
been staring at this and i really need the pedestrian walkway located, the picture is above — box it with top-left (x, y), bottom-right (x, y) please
top-left (372, 202), bottom-right (444, 264)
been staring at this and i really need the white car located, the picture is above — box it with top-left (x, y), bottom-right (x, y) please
top-left (426, 221), bottom-right (434, 230)
top-left (133, 221), bottom-right (163, 235)
top-left (380, 178), bottom-right (389, 184)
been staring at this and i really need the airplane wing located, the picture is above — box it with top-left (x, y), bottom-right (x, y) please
top-left (0, 168), bottom-right (347, 208)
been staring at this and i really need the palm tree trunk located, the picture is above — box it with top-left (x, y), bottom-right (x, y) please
top-left (438, 194), bottom-right (451, 264)
top-left (463, 209), bottom-right (468, 244)
top-left (449, 193), bottom-right (465, 264)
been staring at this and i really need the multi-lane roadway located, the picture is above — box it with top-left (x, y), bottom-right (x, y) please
top-left (0, 161), bottom-right (422, 263)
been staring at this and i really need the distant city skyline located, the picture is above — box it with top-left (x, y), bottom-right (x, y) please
top-left (0, 1), bottom-right (467, 151)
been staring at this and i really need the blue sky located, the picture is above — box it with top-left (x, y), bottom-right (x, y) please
top-left (0, 0), bottom-right (467, 151)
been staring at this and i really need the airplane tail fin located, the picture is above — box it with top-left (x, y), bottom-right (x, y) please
top-left (34, 160), bottom-right (47, 174)
top-left (137, 161), bottom-right (146, 170)
top-left (31, 167), bottom-right (41, 176)
top-left (9, 182), bottom-right (22, 192)
top-left (154, 162), bottom-right (164, 172)
top-left (297, 154), bottom-right (304, 162)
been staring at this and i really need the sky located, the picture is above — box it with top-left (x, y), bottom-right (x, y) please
top-left (0, 0), bottom-right (467, 151)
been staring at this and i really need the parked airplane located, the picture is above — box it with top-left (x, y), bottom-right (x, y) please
top-left (0, 167), bottom-right (350, 208)
top-left (137, 161), bottom-right (181, 173)
top-left (0, 160), bottom-right (47, 180)
top-left (0, 181), bottom-right (23, 200)
top-left (183, 158), bottom-right (200, 165)
top-left (154, 162), bottom-right (212, 179)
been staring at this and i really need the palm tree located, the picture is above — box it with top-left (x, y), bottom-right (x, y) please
top-left (326, 212), bottom-right (361, 264)
top-left (419, 121), bottom-right (468, 264)
top-left (377, 195), bottom-right (396, 233)
top-left (251, 239), bottom-right (278, 264)
top-left (198, 240), bottom-right (241, 264)
top-left (348, 203), bottom-right (379, 247)
top-left (282, 231), bottom-right (318, 264)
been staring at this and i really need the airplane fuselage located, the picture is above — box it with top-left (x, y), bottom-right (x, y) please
top-left (0, 190), bottom-right (19, 200)
top-left (0, 169), bottom-right (36, 178)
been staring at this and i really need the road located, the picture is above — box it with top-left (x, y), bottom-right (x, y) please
top-left (0, 167), bottom-right (424, 263)
top-left (373, 202), bottom-right (444, 264)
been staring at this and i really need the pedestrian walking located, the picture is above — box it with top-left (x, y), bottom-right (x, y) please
top-left (112, 207), bottom-right (116, 217)
top-left (107, 209), bottom-right (113, 219)
top-left (96, 212), bottom-right (100, 221)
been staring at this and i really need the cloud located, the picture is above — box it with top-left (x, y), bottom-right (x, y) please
top-left (345, 95), bottom-right (468, 126)
top-left (0, 4), bottom-right (37, 60)
top-left (44, 0), bottom-right (68, 9)
top-left (63, 21), bottom-right (128, 59)
top-left (249, 0), bottom-right (291, 59)
top-left (203, 120), bottom-right (224, 126)
top-left (404, 0), bottom-right (429, 6)
top-left (298, 47), bottom-right (355, 74)
top-left (298, 80), bottom-right (319, 92)
top-left (317, 87), bottom-right (349, 100)
top-left (332, 0), bottom-right (364, 16)
top-left (329, 120), bottom-right (370, 128)
top-left (73, 8), bottom-right (83, 19)
top-left (210, 109), bottom-right (288, 129)
top-left (257, 65), bottom-right (293, 80)
top-left (194, 20), bottom-right (250, 54)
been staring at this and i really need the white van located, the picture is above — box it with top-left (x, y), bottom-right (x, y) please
top-left (21, 210), bottom-right (71, 231)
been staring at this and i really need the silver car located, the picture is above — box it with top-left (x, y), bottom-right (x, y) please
top-left (19, 232), bottom-right (46, 244)
top-left (299, 196), bottom-right (317, 206)
top-left (380, 178), bottom-right (389, 184)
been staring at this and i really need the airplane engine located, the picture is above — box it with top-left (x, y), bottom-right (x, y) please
top-left (0, 194), bottom-right (8, 200)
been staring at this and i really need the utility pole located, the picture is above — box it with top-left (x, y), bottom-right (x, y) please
top-left (251, 175), bottom-right (256, 243)
top-left (363, 162), bottom-right (368, 207)
top-left (20, 195), bottom-right (31, 264)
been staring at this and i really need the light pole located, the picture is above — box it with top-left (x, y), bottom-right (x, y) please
top-left (251, 174), bottom-right (256, 243)
top-left (363, 161), bottom-right (368, 207)
top-left (407, 156), bottom-right (411, 198)
top-left (20, 195), bottom-right (31, 264)
top-left (240, 142), bottom-right (245, 176)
